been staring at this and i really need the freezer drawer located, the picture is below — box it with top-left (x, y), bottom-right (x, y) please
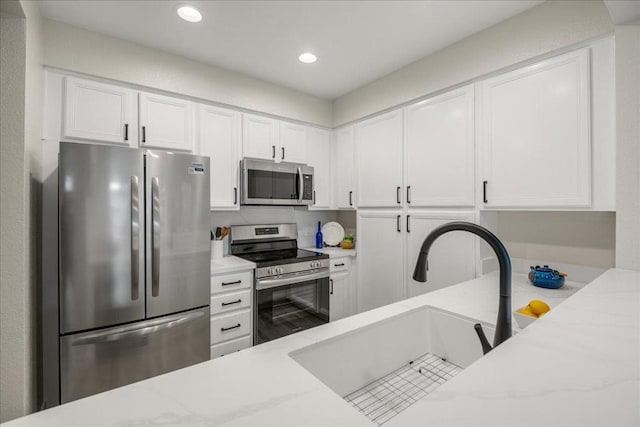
top-left (60, 306), bottom-right (210, 403)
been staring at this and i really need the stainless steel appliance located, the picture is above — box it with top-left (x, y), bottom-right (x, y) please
top-left (241, 158), bottom-right (314, 206)
top-left (56, 141), bottom-right (211, 404)
top-left (229, 224), bottom-right (329, 344)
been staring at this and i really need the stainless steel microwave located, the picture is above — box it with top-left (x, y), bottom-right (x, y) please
top-left (241, 158), bottom-right (314, 206)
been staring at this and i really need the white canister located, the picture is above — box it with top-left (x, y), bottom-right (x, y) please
top-left (211, 240), bottom-right (224, 260)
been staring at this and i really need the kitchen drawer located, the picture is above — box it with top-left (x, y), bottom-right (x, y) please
top-left (211, 309), bottom-right (251, 344)
top-left (330, 257), bottom-right (351, 273)
top-left (211, 271), bottom-right (252, 294)
top-left (210, 336), bottom-right (252, 359)
top-left (211, 289), bottom-right (251, 315)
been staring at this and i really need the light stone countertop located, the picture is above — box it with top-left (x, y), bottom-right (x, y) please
top-left (5, 269), bottom-right (638, 426)
top-left (211, 255), bottom-right (256, 275)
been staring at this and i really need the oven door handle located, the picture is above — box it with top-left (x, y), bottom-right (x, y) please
top-left (256, 269), bottom-right (329, 290)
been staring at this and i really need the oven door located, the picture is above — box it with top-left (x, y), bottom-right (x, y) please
top-left (254, 271), bottom-right (329, 344)
top-left (242, 159), bottom-right (313, 206)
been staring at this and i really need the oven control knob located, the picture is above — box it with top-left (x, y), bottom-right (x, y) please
top-left (278, 267), bottom-right (284, 274)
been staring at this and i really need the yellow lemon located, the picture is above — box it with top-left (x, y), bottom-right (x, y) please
top-left (516, 306), bottom-right (537, 318)
top-left (528, 300), bottom-right (550, 316)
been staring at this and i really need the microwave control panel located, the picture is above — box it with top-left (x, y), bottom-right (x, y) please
top-left (302, 175), bottom-right (313, 200)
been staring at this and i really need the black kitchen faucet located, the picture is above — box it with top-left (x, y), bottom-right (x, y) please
top-left (413, 221), bottom-right (512, 354)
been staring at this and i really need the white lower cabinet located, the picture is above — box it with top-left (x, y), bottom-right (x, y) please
top-left (405, 211), bottom-right (476, 298)
top-left (357, 210), bottom-right (477, 313)
top-left (329, 257), bottom-right (353, 321)
top-left (356, 211), bottom-right (405, 312)
top-left (210, 269), bottom-right (253, 359)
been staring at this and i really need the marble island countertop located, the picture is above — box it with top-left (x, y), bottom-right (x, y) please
top-left (5, 269), bottom-right (639, 426)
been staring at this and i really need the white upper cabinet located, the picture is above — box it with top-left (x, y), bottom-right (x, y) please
top-left (334, 126), bottom-right (356, 209)
top-left (480, 48), bottom-right (591, 208)
top-left (278, 122), bottom-right (307, 163)
top-left (242, 114), bottom-right (278, 160)
top-left (63, 77), bottom-right (137, 146)
top-left (405, 211), bottom-right (476, 298)
top-left (356, 110), bottom-right (404, 207)
top-left (405, 85), bottom-right (475, 207)
top-left (198, 105), bottom-right (241, 210)
top-left (139, 91), bottom-right (194, 152)
top-left (307, 128), bottom-right (332, 209)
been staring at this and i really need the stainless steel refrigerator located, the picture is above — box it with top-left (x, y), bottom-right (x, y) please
top-left (57, 141), bottom-right (211, 404)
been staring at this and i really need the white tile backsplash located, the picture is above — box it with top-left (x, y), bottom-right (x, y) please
top-left (211, 206), bottom-right (339, 254)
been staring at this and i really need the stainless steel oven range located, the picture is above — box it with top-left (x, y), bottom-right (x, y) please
top-left (229, 224), bottom-right (330, 345)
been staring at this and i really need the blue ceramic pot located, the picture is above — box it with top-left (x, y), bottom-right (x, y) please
top-left (528, 265), bottom-right (566, 289)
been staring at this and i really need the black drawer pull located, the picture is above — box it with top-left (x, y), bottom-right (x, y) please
top-left (221, 280), bottom-right (242, 286)
top-left (349, 191), bottom-right (353, 206)
top-left (234, 187), bottom-right (238, 205)
top-left (124, 123), bottom-right (128, 141)
top-left (221, 299), bottom-right (242, 307)
top-left (334, 263), bottom-right (345, 267)
top-left (221, 324), bottom-right (241, 332)
top-left (142, 126), bottom-right (146, 143)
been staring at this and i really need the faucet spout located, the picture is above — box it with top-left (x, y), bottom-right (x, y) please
top-left (413, 221), bottom-right (512, 349)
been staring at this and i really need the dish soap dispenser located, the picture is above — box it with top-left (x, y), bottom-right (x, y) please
top-left (315, 221), bottom-right (323, 249)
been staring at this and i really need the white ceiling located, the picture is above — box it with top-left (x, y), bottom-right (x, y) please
top-left (37, 0), bottom-right (544, 100)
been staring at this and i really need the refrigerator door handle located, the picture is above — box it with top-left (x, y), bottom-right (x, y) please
top-left (130, 176), bottom-right (140, 300)
top-left (69, 310), bottom-right (206, 346)
top-left (151, 176), bottom-right (161, 297)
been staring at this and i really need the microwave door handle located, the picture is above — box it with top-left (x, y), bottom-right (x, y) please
top-left (297, 167), bottom-right (304, 201)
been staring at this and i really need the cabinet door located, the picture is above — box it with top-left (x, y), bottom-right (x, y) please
top-left (356, 211), bottom-right (404, 312)
top-left (405, 85), bottom-right (475, 207)
top-left (63, 77), bottom-right (137, 145)
top-left (405, 212), bottom-right (476, 298)
top-left (198, 105), bottom-right (240, 209)
top-left (242, 114), bottom-right (277, 160)
top-left (307, 128), bottom-right (331, 209)
top-left (279, 121), bottom-right (307, 163)
top-left (481, 48), bottom-right (590, 208)
top-left (335, 126), bottom-right (356, 209)
top-left (139, 91), bottom-right (194, 151)
top-left (356, 110), bottom-right (403, 207)
top-left (330, 272), bottom-right (351, 321)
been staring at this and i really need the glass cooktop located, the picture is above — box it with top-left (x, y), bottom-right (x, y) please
top-left (236, 248), bottom-right (328, 267)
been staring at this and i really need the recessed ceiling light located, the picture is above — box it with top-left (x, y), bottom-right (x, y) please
top-left (177, 5), bottom-right (202, 23)
top-left (298, 53), bottom-right (317, 64)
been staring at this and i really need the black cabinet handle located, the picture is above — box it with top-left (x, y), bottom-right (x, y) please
top-left (221, 324), bottom-right (241, 332)
top-left (124, 123), bottom-right (129, 141)
top-left (142, 126), bottom-right (146, 143)
top-left (396, 186), bottom-right (401, 204)
top-left (397, 215), bottom-right (401, 232)
top-left (313, 190), bottom-right (316, 204)
top-left (281, 147), bottom-right (285, 160)
top-left (272, 145), bottom-right (276, 159)
top-left (221, 299), bottom-right (242, 307)
top-left (330, 278), bottom-right (334, 295)
top-left (234, 187), bottom-right (238, 205)
top-left (349, 191), bottom-right (353, 206)
top-left (221, 280), bottom-right (241, 286)
top-left (334, 263), bottom-right (345, 267)
top-left (483, 180), bottom-right (488, 204)
top-left (407, 215), bottom-right (411, 233)
top-left (407, 186), bottom-right (411, 204)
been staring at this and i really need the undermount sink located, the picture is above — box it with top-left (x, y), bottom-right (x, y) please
top-left (290, 306), bottom-right (496, 425)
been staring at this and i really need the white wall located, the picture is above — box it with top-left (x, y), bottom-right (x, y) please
top-left (0, 4), bottom-right (28, 422)
top-left (333, 0), bottom-right (614, 126)
top-left (497, 212), bottom-right (616, 269)
top-left (41, 19), bottom-right (333, 127)
top-left (0, 0), bottom-right (43, 421)
top-left (615, 24), bottom-right (640, 271)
